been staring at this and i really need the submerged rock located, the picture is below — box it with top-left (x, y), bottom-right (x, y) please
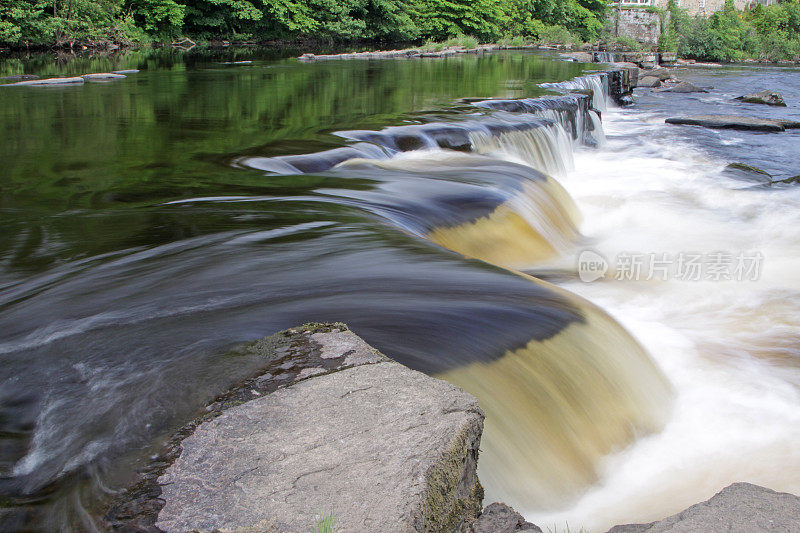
top-left (2, 76), bottom-right (84, 86)
top-left (724, 162), bottom-right (773, 183)
top-left (152, 326), bottom-right (485, 533)
top-left (736, 90), bottom-right (787, 107)
top-left (82, 73), bottom-right (126, 81)
top-left (772, 175), bottom-right (800, 185)
top-left (666, 115), bottom-right (788, 132)
top-left (655, 81), bottom-right (710, 93)
top-left (466, 503), bottom-right (542, 532)
top-left (607, 483), bottom-right (800, 533)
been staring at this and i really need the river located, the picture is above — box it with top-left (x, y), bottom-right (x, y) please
top-left (0, 49), bottom-right (798, 531)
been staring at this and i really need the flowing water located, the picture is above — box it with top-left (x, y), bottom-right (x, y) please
top-left (0, 50), bottom-right (798, 531)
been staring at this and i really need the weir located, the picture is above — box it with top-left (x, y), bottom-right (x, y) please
top-left (236, 79), bottom-right (614, 177)
top-left (236, 69), bottom-right (670, 513)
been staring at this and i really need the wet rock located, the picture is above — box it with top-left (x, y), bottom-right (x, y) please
top-left (638, 76), bottom-right (662, 88)
top-left (666, 115), bottom-right (787, 132)
top-left (655, 81), bottom-right (710, 93)
top-left (155, 335), bottom-right (484, 532)
top-left (772, 175), bottom-right (800, 185)
top-left (467, 503), bottom-right (542, 532)
top-left (659, 52), bottom-right (678, 66)
top-left (82, 73), bottom-right (126, 81)
top-left (724, 162), bottom-right (773, 183)
top-left (616, 94), bottom-right (635, 106)
top-left (736, 90), bottom-right (786, 107)
top-left (607, 483), bottom-right (800, 533)
top-left (639, 68), bottom-right (672, 81)
top-left (113, 69), bottom-right (140, 74)
top-left (639, 55), bottom-right (658, 69)
top-left (560, 52), bottom-right (593, 62)
top-left (2, 77), bottom-right (84, 86)
top-left (296, 366), bottom-right (326, 379)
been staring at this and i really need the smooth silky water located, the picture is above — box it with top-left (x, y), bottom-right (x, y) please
top-left (0, 50), bottom-right (797, 531)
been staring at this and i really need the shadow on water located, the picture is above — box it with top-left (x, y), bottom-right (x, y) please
top-left (0, 49), bottom-right (671, 530)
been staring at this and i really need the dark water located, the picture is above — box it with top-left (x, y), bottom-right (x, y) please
top-left (0, 49), bottom-right (610, 530)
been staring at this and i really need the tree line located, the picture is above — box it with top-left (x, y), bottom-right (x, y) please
top-left (662, 0), bottom-right (800, 62)
top-left (0, 0), bottom-right (607, 47)
top-left (1, 0), bottom-right (798, 62)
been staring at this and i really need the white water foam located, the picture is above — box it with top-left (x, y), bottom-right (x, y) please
top-left (523, 106), bottom-right (800, 531)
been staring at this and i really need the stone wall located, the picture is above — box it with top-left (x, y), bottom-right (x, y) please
top-left (613, 9), bottom-right (664, 46)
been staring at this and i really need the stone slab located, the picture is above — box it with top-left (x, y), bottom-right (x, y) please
top-left (155, 356), bottom-right (484, 532)
top-left (666, 115), bottom-right (788, 132)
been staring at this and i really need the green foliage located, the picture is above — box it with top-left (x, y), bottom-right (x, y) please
top-left (412, 0), bottom-right (505, 42)
top-left (501, 0), bottom-right (603, 42)
top-left (610, 35), bottom-right (644, 51)
top-left (498, 33), bottom-right (531, 47)
top-left (533, 23), bottom-right (581, 45)
top-left (0, 0), bottom-right (608, 46)
top-left (127, 0), bottom-right (184, 36)
top-left (667, 0), bottom-right (800, 62)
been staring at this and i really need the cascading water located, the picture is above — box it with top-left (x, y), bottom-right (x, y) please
top-left (0, 58), bottom-right (677, 532)
top-left (468, 122), bottom-right (575, 176)
top-left (234, 71), bottom-right (674, 515)
top-left (541, 73), bottom-right (609, 114)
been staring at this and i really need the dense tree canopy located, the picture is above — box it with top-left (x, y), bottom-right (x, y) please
top-left (0, 0), bottom-right (607, 46)
top-left (664, 0), bottom-right (800, 62)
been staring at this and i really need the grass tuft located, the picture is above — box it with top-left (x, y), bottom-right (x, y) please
top-left (313, 512), bottom-right (335, 533)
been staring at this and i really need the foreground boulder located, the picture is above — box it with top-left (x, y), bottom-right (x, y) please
top-left (736, 90), bottom-right (786, 107)
top-left (152, 325), bottom-right (485, 533)
top-left (608, 483), bottom-right (800, 532)
top-left (666, 115), bottom-right (792, 132)
top-left (466, 503), bottom-right (542, 532)
top-left (655, 81), bottom-right (709, 93)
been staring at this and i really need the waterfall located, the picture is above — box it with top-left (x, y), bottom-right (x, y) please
top-left (440, 276), bottom-right (671, 510)
top-left (593, 50), bottom-right (617, 63)
top-left (233, 72), bottom-right (672, 516)
top-left (588, 110), bottom-right (606, 146)
top-left (235, 86), bottom-right (605, 178)
top-left (540, 73), bottom-right (609, 114)
top-left (468, 122), bottom-right (575, 176)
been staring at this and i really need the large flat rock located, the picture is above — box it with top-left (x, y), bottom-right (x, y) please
top-left (608, 483), bottom-right (800, 533)
top-left (155, 333), bottom-right (484, 533)
top-left (666, 115), bottom-right (792, 132)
